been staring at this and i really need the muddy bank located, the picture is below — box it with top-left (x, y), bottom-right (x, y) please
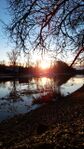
top-left (0, 86), bottom-right (84, 149)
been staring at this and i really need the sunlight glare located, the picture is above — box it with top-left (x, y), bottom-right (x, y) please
top-left (40, 61), bottom-right (50, 69)
top-left (39, 77), bottom-right (51, 87)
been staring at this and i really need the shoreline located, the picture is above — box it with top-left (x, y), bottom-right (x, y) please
top-left (0, 68), bottom-right (84, 79)
top-left (0, 85), bottom-right (84, 149)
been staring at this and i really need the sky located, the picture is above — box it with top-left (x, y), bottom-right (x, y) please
top-left (0, 0), bottom-right (54, 67)
top-left (0, 0), bottom-right (80, 67)
top-left (0, 0), bottom-right (50, 66)
top-left (0, 0), bottom-right (11, 63)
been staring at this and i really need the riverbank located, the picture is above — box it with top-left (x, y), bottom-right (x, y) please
top-left (0, 85), bottom-right (84, 149)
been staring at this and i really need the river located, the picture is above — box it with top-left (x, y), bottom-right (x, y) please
top-left (0, 74), bottom-right (84, 122)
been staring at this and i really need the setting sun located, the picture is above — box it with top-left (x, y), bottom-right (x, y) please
top-left (40, 61), bottom-right (50, 69)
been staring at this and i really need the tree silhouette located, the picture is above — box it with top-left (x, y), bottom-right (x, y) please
top-left (7, 0), bottom-right (84, 65)
top-left (7, 49), bottom-right (20, 67)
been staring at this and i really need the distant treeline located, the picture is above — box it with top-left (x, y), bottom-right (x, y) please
top-left (0, 64), bottom-right (48, 76)
top-left (0, 61), bottom-right (84, 76)
top-left (0, 64), bottom-right (35, 76)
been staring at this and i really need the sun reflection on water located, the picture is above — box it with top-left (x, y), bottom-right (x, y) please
top-left (39, 77), bottom-right (50, 86)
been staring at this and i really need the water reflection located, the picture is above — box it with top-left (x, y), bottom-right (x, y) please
top-left (61, 75), bottom-right (84, 96)
top-left (0, 75), bottom-right (84, 122)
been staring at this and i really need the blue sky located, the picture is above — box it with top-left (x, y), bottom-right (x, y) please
top-left (0, 0), bottom-right (81, 66)
top-left (0, 0), bottom-right (74, 65)
top-left (0, 1), bottom-right (54, 66)
top-left (0, 0), bottom-right (11, 63)
top-left (0, 1), bottom-right (47, 65)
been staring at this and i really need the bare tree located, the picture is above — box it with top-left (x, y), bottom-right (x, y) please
top-left (7, 0), bottom-right (84, 65)
top-left (7, 49), bottom-right (20, 67)
top-left (24, 51), bottom-right (31, 67)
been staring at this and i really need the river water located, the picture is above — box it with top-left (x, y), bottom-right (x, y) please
top-left (0, 75), bottom-right (84, 122)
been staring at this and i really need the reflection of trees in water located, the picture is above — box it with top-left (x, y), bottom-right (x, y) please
top-left (32, 75), bottom-right (72, 104)
top-left (42, 75), bottom-right (71, 93)
top-left (19, 77), bottom-right (53, 95)
top-left (53, 75), bottom-right (72, 93)
top-left (6, 76), bottom-right (72, 99)
top-left (18, 78), bottom-right (38, 95)
top-left (0, 76), bottom-right (72, 101)
top-left (7, 80), bottom-right (21, 102)
top-left (0, 75), bottom-right (72, 117)
top-left (0, 78), bottom-right (38, 114)
top-left (0, 80), bottom-right (22, 113)
top-left (35, 78), bottom-right (39, 91)
top-left (0, 81), bottom-right (8, 88)
top-left (34, 77), bottom-right (55, 92)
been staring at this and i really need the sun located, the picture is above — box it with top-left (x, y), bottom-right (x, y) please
top-left (40, 61), bottom-right (50, 69)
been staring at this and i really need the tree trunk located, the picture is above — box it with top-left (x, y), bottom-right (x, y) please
top-left (70, 47), bottom-right (84, 67)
